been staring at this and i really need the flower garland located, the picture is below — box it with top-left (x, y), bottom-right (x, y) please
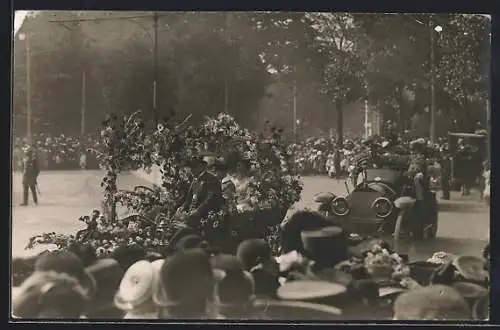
top-left (26, 113), bottom-right (302, 256)
top-left (339, 239), bottom-right (413, 288)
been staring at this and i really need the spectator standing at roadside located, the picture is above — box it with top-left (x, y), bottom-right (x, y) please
top-left (20, 147), bottom-right (40, 206)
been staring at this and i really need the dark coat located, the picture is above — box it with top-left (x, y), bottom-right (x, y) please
top-left (181, 170), bottom-right (224, 227)
top-left (22, 154), bottom-right (40, 185)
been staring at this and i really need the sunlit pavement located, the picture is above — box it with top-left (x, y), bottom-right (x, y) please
top-left (11, 171), bottom-right (489, 259)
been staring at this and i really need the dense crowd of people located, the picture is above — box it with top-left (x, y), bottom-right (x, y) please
top-left (13, 130), bottom-right (488, 201)
top-left (12, 211), bottom-right (490, 320)
top-left (12, 134), bottom-right (103, 172)
top-left (290, 134), bottom-right (487, 196)
top-left (12, 122), bottom-right (490, 320)
top-left (291, 135), bottom-right (446, 176)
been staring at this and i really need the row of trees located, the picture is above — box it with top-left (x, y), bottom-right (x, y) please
top-left (13, 12), bottom-right (490, 140)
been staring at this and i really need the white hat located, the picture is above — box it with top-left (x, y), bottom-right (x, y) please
top-left (114, 259), bottom-right (164, 311)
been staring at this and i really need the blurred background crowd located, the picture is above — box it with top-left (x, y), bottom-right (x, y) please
top-left (12, 134), bottom-right (102, 171)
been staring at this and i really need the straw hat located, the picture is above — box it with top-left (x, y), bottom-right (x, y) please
top-left (277, 280), bottom-right (346, 301)
top-left (114, 260), bottom-right (164, 311)
top-left (452, 256), bottom-right (488, 283)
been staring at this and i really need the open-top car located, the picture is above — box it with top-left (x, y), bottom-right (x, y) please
top-left (315, 166), bottom-right (438, 245)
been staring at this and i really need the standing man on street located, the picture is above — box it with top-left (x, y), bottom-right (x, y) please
top-left (456, 139), bottom-right (473, 196)
top-left (20, 146), bottom-right (40, 206)
top-left (439, 144), bottom-right (452, 200)
top-left (407, 138), bottom-right (429, 240)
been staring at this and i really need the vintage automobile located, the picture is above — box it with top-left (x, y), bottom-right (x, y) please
top-left (314, 166), bottom-right (439, 244)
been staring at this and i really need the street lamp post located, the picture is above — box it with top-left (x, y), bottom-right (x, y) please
top-left (429, 20), bottom-right (442, 143)
top-left (153, 12), bottom-right (159, 127)
top-left (411, 16), bottom-right (442, 143)
top-left (430, 20), bottom-right (436, 144)
top-left (19, 32), bottom-right (32, 144)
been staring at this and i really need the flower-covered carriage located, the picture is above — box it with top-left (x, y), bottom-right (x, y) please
top-left (26, 113), bottom-right (302, 257)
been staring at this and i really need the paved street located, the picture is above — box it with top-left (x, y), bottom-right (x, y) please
top-left (11, 171), bottom-right (489, 260)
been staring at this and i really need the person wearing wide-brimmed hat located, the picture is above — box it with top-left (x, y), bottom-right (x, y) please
top-left (114, 259), bottom-right (164, 319)
top-left (279, 211), bottom-right (334, 256)
top-left (19, 146), bottom-right (40, 206)
top-left (33, 250), bottom-right (97, 299)
top-left (210, 254), bottom-right (258, 319)
top-left (153, 248), bottom-right (217, 319)
top-left (236, 239), bottom-right (280, 299)
top-left (12, 271), bottom-right (89, 319)
top-left (393, 284), bottom-right (472, 320)
top-left (83, 258), bottom-right (125, 319)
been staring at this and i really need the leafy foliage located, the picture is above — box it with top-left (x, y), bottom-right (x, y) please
top-left (355, 13), bottom-right (490, 134)
top-left (436, 14), bottom-right (490, 130)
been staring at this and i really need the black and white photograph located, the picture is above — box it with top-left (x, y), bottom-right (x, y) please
top-left (11, 10), bottom-right (491, 321)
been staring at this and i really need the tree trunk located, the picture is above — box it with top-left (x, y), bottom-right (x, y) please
top-left (334, 99), bottom-right (343, 175)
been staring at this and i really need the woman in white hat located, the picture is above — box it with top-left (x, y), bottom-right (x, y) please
top-left (114, 259), bottom-right (165, 319)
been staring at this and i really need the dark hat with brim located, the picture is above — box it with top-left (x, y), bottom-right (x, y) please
top-left (152, 249), bottom-right (218, 307)
top-left (85, 258), bottom-right (125, 315)
top-left (301, 226), bottom-right (348, 268)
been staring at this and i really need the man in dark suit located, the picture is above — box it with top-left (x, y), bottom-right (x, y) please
top-left (177, 152), bottom-right (224, 230)
top-left (20, 147), bottom-right (40, 206)
top-left (439, 145), bottom-right (452, 200)
top-left (407, 138), bottom-right (429, 240)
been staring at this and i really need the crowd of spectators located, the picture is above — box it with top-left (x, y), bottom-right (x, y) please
top-left (12, 134), bottom-right (103, 171)
top-left (289, 135), bottom-right (447, 177)
top-left (12, 131), bottom-right (487, 197)
top-left (12, 210), bottom-right (489, 321)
